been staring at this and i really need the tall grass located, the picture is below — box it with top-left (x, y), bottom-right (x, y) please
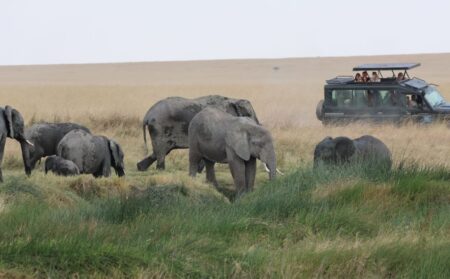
top-left (0, 163), bottom-right (448, 278)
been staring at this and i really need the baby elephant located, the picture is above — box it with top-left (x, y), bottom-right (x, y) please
top-left (314, 135), bottom-right (392, 169)
top-left (45, 155), bottom-right (80, 176)
top-left (57, 129), bottom-right (125, 178)
top-left (189, 107), bottom-right (277, 196)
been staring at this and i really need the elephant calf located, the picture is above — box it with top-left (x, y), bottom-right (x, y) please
top-left (57, 129), bottom-right (125, 178)
top-left (314, 135), bottom-right (392, 169)
top-left (45, 155), bottom-right (80, 176)
top-left (189, 107), bottom-right (276, 196)
top-left (25, 122), bottom-right (91, 171)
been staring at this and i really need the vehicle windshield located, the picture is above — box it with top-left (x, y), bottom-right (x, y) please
top-left (424, 86), bottom-right (446, 107)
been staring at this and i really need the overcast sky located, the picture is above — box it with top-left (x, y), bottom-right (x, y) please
top-left (1, 0), bottom-right (450, 65)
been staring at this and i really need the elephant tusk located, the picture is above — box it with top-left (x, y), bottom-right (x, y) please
top-left (25, 140), bottom-right (34, 147)
top-left (264, 163), bottom-right (270, 173)
top-left (276, 168), bottom-right (284, 176)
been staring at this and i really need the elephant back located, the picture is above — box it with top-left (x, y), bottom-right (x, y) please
top-left (57, 129), bottom-right (99, 174)
top-left (354, 135), bottom-right (392, 167)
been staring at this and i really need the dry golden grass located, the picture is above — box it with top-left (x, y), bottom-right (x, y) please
top-left (0, 53), bottom-right (449, 182)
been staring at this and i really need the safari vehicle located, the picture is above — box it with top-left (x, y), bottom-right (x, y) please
top-left (316, 63), bottom-right (450, 124)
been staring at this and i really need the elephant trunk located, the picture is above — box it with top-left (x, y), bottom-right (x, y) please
top-left (260, 144), bottom-right (276, 180)
top-left (19, 140), bottom-right (32, 176)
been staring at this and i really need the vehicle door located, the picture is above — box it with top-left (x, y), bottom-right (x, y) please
top-left (371, 88), bottom-right (405, 122)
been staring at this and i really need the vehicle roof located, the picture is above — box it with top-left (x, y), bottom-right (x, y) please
top-left (353, 63), bottom-right (420, 71)
top-left (325, 77), bottom-right (430, 91)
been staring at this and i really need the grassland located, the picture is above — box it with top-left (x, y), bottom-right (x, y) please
top-left (0, 54), bottom-right (449, 277)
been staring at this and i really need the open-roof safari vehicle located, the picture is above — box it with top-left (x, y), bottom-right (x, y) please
top-left (316, 63), bottom-right (450, 125)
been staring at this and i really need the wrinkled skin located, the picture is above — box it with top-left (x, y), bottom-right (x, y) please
top-left (188, 107), bottom-right (276, 196)
top-left (57, 129), bottom-right (125, 178)
top-left (314, 135), bottom-right (392, 169)
top-left (137, 95), bottom-right (260, 171)
top-left (25, 122), bottom-right (91, 171)
top-left (45, 155), bottom-right (80, 176)
top-left (0, 106), bottom-right (32, 182)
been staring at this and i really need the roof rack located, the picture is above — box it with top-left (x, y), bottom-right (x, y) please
top-left (326, 76), bottom-right (354, 85)
top-left (353, 63), bottom-right (420, 71)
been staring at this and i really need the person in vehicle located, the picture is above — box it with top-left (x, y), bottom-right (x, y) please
top-left (408, 95), bottom-right (418, 108)
top-left (371, 72), bottom-right (380, 82)
top-left (354, 73), bottom-right (363, 82)
top-left (362, 71), bottom-right (370, 82)
top-left (397, 72), bottom-right (405, 81)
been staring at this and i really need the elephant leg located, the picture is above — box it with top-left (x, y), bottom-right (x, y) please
top-left (189, 150), bottom-right (202, 177)
top-left (137, 153), bottom-right (157, 171)
top-left (227, 154), bottom-right (246, 196)
top-left (204, 159), bottom-right (218, 187)
top-left (197, 159), bottom-right (205, 173)
top-left (155, 147), bottom-right (171, 170)
top-left (0, 135), bottom-right (6, 182)
top-left (245, 157), bottom-right (257, 192)
top-left (29, 147), bottom-right (44, 171)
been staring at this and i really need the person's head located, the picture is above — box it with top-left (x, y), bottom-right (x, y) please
top-left (362, 71), bottom-right (369, 77)
top-left (397, 72), bottom-right (404, 80)
top-left (355, 73), bottom-right (362, 80)
top-left (372, 72), bottom-right (378, 78)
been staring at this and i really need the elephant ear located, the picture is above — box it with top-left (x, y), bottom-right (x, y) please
top-left (225, 102), bottom-right (240, 116)
top-left (108, 140), bottom-right (121, 167)
top-left (225, 129), bottom-right (251, 161)
top-left (334, 137), bottom-right (356, 163)
top-left (5, 106), bottom-right (14, 138)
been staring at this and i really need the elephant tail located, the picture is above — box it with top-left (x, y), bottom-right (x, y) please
top-left (142, 124), bottom-right (149, 153)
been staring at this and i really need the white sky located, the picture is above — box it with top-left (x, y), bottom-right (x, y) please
top-left (1, 0), bottom-right (450, 65)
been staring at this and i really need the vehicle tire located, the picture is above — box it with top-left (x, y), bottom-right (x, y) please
top-left (316, 100), bottom-right (324, 121)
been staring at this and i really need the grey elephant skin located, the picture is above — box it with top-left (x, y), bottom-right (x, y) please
top-left (314, 135), bottom-right (392, 169)
top-left (45, 155), bottom-right (80, 176)
top-left (0, 106), bottom-right (33, 182)
top-left (57, 130), bottom-right (125, 178)
top-left (188, 107), bottom-right (276, 195)
top-left (137, 95), bottom-right (260, 171)
top-left (25, 122), bottom-right (91, 171)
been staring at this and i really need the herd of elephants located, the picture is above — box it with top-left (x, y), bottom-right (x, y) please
top-left (0, 95), bottom-right (392, 196)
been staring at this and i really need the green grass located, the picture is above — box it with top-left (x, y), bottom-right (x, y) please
top-left (0, 163), bottom-right (449, 278)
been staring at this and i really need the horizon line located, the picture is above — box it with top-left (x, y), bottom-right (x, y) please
top-left (1, 51), bottom-right (449, 67)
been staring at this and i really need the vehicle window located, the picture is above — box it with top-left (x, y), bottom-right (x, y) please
top-left (424, 86), bottom-right (446, 107)
top-left (404, 93), bottom-right (422, 109)
top-left (377, 90), bottom-right (395, 107)
top-left (329, 89), bottom-right (372, 108)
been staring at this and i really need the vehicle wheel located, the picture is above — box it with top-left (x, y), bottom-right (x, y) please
top-left (316, 100), bottom-right (324, 121)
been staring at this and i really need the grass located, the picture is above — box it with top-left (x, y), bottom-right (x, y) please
top-left (0, 163), bottom-right (449, 278)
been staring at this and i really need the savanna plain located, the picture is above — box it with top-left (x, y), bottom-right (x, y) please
top-left (0, 54), bottom-right (449, 278)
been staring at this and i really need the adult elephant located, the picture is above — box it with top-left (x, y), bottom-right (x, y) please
top-left (137, 95), bottom-right (260, 171)
top-left (57, 129), bottom-right (125, 178)
top-left (313, 135), bottom-right (392, 169)
top-left (188, 107), bottom-right (276, 196)
top-left (25, 122), bottom-right (91, 171)
top-left (0, 105), bottom-right (33, 182)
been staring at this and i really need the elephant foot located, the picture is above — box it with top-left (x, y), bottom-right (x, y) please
top-left (137, 156), bottom-right (156, 171)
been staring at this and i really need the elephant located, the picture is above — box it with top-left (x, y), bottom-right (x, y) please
top-left (188, 107), bottom-right (276, 196)
top-left (45, 155), bottom-right (80, 176)
top-left (313, 135), bottom-right (392, 169)
top-left (57, 129), bottom-right (125, 178)
top-left (0, 105), bottom-right (33, 182)
top-left (137, 95), bottom-right (260, 171)
top-left (25, 122), bottom-right (91, 171)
